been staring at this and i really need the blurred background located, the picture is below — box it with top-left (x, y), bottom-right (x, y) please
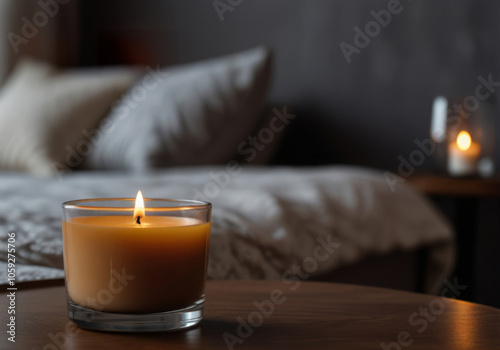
top-left (2, 0), bottom-right (500, 169)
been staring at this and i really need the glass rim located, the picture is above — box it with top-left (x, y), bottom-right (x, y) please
top-left (62, 198), bottom-right (211, 212)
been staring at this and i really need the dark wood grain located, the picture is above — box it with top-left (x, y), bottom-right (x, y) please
top-left (2, 281), bottom-right (499, 349)
top-left (407, 174), bottom-right (500, 197)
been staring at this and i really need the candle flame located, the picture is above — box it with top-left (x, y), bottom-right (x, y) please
top-left (457, 131), bottom-right (472, 151)
top-left (134, 190), bottom-right (145, 223)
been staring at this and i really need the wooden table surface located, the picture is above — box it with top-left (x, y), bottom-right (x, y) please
top-left (2, 280), bottom-right (500, 349)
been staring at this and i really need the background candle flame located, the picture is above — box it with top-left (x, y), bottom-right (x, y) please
top-left (134, 190), bottom-right (145, 221)
top-left (457, 131), bottom-right (472, 151)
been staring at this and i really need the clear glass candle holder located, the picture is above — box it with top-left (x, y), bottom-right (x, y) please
top-left (62, 198), bottom-right (211, 332)
top-left (431, 95), bottom-right (496, 177)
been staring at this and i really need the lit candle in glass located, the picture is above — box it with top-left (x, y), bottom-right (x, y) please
top-left (448, 130), bottom-right (480, 176)
top-left (62, 192), bottom-right (211, 332)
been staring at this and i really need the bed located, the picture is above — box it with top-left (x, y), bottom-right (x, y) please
top-left (0, 166), bottom-right (454, 294)
top-left (0, 16), bottom-right (454, 295)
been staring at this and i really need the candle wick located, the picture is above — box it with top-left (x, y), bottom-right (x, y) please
top-left (136, 216), bottom-right (141, 225)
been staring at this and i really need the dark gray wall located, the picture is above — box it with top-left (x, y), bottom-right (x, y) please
top-left (80, 0), bottom-right (500, 171)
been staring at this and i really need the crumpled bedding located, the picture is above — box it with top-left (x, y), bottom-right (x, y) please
top-left (0, 166), bottom-right (454, 293)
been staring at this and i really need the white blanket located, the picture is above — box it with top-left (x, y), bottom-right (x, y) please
top-left (0, 166), bottom-right (454, 293)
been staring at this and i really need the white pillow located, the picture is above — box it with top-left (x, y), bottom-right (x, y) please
top-left (85, 47), bottom-right (272, 170)
top-left (0, 58), bottom-right (138, 176)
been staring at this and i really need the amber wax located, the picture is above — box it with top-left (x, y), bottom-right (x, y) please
top-left (63, 216), bottom-right (210, 314)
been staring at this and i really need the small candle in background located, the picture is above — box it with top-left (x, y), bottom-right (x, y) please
top-left (448, 130), bottom-right (480, 176)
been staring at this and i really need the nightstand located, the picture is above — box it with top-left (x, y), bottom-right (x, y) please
top-left (407, 174), bottom-right (500, 308)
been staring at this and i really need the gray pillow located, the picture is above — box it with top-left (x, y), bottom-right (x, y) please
top-left (85, 47), bottom-right (272, 170)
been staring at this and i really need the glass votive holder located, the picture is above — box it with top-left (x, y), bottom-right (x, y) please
top-left (61, 197), bottom-right (211, 332)
top-left (431, 95), bottom-right (496, 177)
